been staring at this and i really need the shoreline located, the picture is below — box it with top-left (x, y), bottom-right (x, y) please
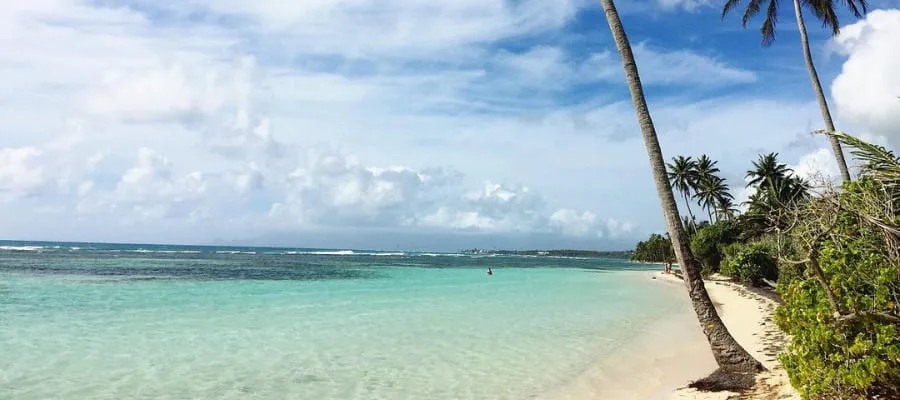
top-left (540, 271), bottom-right (717, 400)
top-left (544, 270), bottom-right (799, 399)
top-left (655, 272), bottom-right (800, 400)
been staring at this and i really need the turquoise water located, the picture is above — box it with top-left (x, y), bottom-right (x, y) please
top-left (0, 242), bottom-right (686, 399)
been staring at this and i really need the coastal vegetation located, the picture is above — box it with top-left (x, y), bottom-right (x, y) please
top-left (629, 133), bottom-right (900, 398)
top-left (631, 234), bottom-right (674, 263)
top-left (605, 0), bottom-right (891, 396)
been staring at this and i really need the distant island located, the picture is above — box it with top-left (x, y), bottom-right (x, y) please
top-left (460, 249), bottom-right (632, 258)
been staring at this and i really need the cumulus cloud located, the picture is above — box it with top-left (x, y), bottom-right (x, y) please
top-left (7, 0), bottom-right (885, 250)
top-left (272, 147), bottom-right (460, 226)
top-left (0, 147), bottom-right (46, 201)
top-left (420, 182), bottom-right (544, 231)
top-left (789, 148), bottom-right (842, 187)
top-left (83, 67), bottom-right (224, 122)
top-left (550, 209), bottom-right (603, 237)
top-left (831, 9), bottom-right (900, 143)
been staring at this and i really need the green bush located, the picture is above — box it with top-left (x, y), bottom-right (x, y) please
top-left (719, 242), bottom-right (777, 286)
top-left (775, 178), bottom-right (900, 399)
top-left (690, 221), bottom-right (739, 274)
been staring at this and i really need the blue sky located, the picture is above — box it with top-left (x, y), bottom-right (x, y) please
top-left (0, 0), bottom-right (898, 251)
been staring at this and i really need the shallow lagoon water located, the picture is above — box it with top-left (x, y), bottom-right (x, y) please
top-left (0, 242), bottom-right (687, 399)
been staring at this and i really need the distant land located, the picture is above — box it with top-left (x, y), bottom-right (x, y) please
top-left (460, 249), bottom-right (633, 258)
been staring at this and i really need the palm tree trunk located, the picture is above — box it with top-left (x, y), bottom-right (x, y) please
top-left (793, 0), bottom-right (852, 183)
top-left (682, 192), bottom-right (695, 220)
top-left (599, 0), bottom-right (764, 374)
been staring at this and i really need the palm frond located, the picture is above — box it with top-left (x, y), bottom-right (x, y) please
top-left (722, 0), bottom-right (744, 19)
top-left (742, 0), bottom-right (766, 26)
top-left (843, 0), bottom-right (868, 17)
top-left (802, 0), bottom-right (841, 35)
top-left (761, 0), bottom-right (779, 46)
top-left (823, 130), bottom-right (900, 193)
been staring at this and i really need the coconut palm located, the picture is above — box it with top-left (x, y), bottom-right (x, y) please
top-left (599, 0), bottom-right (764, 377)
top-left (667, 156), bottom-right (699, 219)
top-left (721, 0), bottom-right (867, 183)
top-left (696, 175), bottom-right (735, 222)
top-left (746, 152), bottom-right (792, 190)
top-left (716, 196), bottom-right (740, 221)
top-left (695, 155), bottom-right (721, 182)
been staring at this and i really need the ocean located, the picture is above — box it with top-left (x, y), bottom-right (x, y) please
top-left (0, 241), bottom-right (693, 400)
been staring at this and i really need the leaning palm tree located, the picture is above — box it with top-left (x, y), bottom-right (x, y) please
top-left (667, 156), bottom-right (699, 220)
top-left (746, 152), bottom-right (792, 190)
top-left (600, 0), bottom-right (764, 382)
top-left (721, 0), bottom-right (867, 183)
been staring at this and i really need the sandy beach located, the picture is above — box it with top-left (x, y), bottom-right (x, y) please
top-left (654, 272), bottom-right (800, 400)
top-left (541, 270), bottom-right (800, 400)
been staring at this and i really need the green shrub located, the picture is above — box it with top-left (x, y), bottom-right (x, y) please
top-left (775, 178), bottom-right (900, 399)
top-left (776, 239), bottom-right (900, 399)
top-left (719, 243), bottom-right (777, 286)
top-left (690, 221), bottom-right (739, 274)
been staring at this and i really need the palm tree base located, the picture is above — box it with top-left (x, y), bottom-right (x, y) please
top-left (687, 367), bottom-right (760, 392)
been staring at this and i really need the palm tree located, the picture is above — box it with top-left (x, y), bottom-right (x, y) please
top-left (716, 196), bottom-right (740, 221)
top-left (667, 156), bottom-right (699, 220)
top-left (744, 173), bottom-right (810, 232)
top-left (600, 0), bottom-right (764, 377)
top-left (721, 0), bottom-right (867, 183)
top-left (746, 152), bottom-right (791, 190)
top-left (695, 155), bottom-right (720, 182)
top-left (696, 175), bottom-right (735, 222)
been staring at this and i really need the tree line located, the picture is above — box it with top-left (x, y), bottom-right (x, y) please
top-left (602, 0), bottom-right (895, 397)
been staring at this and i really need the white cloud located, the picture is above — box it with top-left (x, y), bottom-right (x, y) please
top-left (550, 209), bottom-right (603, 237)
top-left (831, 9), bottom-right (900, 143)
top-left (632, 43), bottom-right (757, 85)
top-left (0, 147), bottom-right (46, 201)
top-left (789, 147), bottom-right (841, 187)
top-left (581, 44), bottom-right (756, 86)
top-left (3, 0), bottom-right (891, 250)
top-left (421, 182), bottom-right (545, 231)
top-left (83, 67), bottom-right (225, 122)
top-left (189, 0), bottom-right (580, 59)
top-left (657, 0), bottom-right (713, 11)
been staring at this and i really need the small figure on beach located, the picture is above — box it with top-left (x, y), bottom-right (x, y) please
top-left (486, 268), bottom-right (493, 276)
top-left (664, 262), bottom-right (671, 274)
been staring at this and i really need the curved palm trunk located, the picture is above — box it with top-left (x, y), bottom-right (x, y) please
top-left (793, 0), bottom-right (852, 183)
top-left (599, 0), bottom-right (764, 373)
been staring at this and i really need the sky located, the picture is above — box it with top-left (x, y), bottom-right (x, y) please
top-left (1, 0), bottom-right (899, 251)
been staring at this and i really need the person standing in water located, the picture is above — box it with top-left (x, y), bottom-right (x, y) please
top-left (487, 268), bottom-right (493, 275)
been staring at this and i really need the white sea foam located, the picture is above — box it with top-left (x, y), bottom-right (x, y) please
top-left (128, 249), bottom-right (202, 254)
top-left (418, 253), bottom-right (464, 257)
top-left (281, 250), bottom-right (359, 256)
top-left (0, 246), bottom-right (46, 251)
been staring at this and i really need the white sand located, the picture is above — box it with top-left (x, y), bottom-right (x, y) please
top-left (545, 271), bottom-right (800, 400)
top-left (541, 276), bottom-right (717, 400)
top-left (655, 272), bottom-right (800, 400)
